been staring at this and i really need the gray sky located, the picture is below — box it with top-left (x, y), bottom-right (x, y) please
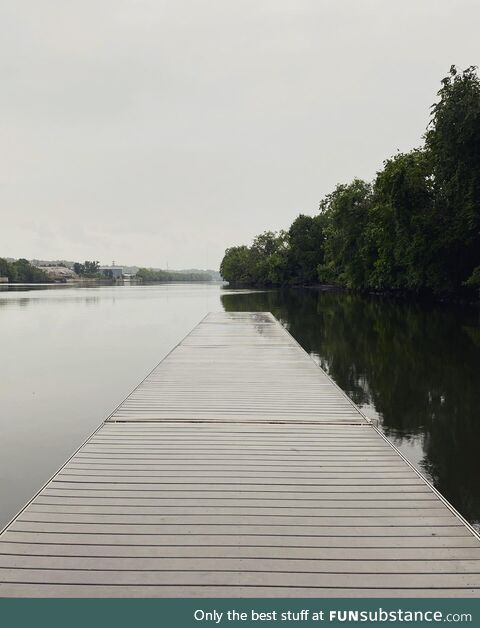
top-left (1, 1), bottom-right (478, 269)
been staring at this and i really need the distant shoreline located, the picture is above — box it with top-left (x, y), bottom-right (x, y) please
top-left (0, 278), bottom-right (222, 287)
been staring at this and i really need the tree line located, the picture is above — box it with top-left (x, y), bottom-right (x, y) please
top-left (0, 258), bottom-right (52, 283)
top-left (220, 66), bottom-right (480, 297)
top-left (136, 268), bottom-right (212, 282)
top-left (0, 258), bottom-right (103, 282)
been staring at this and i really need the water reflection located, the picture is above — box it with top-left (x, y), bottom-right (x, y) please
top-left (221, 288), bottom-right (480, 528)
top-left (0, 295), bottom-right (102, 308)
top-left (1, 282), bottom-right (478, 532)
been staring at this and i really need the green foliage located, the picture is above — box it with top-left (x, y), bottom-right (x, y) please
top-left (464, 266), bottom-right (480, 288)
top-left (84, 260), bottom-right (100, 275)
top-left (73, 260), bottom-right (101, 278)
top-left (251, 231), bottom-right (290, 285)
top-left (318, 179), bottom-right (373, 288)
top-left (368, 149), bottom-right (436, 291)
top-left (0, 258), bottom-right (9, 278)
top-left (220, 246), bottom-right (256, 284)
top-left (0, 258), bottom-right (52, 283)
top-left (136, 268), bottom-right (211, 282)
top-left (425, 65), bottom-right (480, 292)
top-left (220, 65), bottom-right (480, 297)
top-left (288, 214), bottom-right (326, 283)
top-left (220, 232), bottom-right (290, 286)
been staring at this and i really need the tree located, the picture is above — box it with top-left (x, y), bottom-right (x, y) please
top-left (0, 258), bottom-right (11, 280)
top-left (84, 260), bottom-right (100, 276)
top-left (220, 232), bottom-right (290, 286)
top-left (425, 65), bottom-right (480, 291)
top-left (73, 260), bottom-right (101, 278)
top-left (220, 66), bottom-right (480, 297)
top-left (318, 179), bottom-right (373, 288)
top-left (7, 258), bottom-right (51, 283)
top-left (220, 246), bottom-right (256, 284)
top-left (251, 231), bottom-right (289, 285)
top-left (288, 214), bottom-right (326, 283)
top-left (368, 149), bottom-right (436, 291)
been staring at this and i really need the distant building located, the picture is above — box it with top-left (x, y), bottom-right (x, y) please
top-left (36, 266), bottom-right (77, 281)
top-left (99, 265), bottom-right (124, 279)
top-left (0, 276), bottom-right (8, 283)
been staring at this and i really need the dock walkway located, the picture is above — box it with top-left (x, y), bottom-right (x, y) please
top-left (1, 312), bottom-right (479, 596)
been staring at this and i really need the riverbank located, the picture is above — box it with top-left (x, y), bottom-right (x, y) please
top-left (223, 280), bottom-right (480, 305)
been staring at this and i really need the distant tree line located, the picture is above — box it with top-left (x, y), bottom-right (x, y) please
top-left (0, 258), bottom-right (105, 283)
top-left (220, 66), bottom-right (480, 297)
top-left (0, 258), bottom-right (52, 283)
top-left (136, 268), bottom-right (212, 282)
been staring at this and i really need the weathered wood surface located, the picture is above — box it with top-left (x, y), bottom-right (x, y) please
top-left (0, 312), bottom-right (479, 597)
top-left (109, 312), bottom-right (363, 423)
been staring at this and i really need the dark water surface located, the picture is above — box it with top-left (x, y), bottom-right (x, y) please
top-left (222, 288), bottom-right (480, 531)
top-left (1, 283), bottom-right (479, 531)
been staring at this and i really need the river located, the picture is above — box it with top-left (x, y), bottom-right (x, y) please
top-left (0, 282), bottom-right (479, 531)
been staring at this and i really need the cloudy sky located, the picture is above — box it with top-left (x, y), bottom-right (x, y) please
top-left (0, 1), bottom-right (478, 269)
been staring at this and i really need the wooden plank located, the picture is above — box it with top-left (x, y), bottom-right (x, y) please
top-left (2, 555), bottom-right (480, 574)
top-left (1, 584), bottom-right (478, 598)
top-left (8, 522), bottom-right (467, 536)
top-left (55, 471), bottom-right (419, 479)
top-left (3, 531), bottom-right (477, 548)
top-left (1, 568), bottom-right (480, 588)
top-left (39, 488), bottom-right (435, 498)
top-left (16, 513), bottom-right (461, 526)
top-left (64, 460), bottom-right (404, 474)
top-left (2, 542), bottom-right (479, 560)
top-left (27, 505), bottom-right (445, 515)
top-left (46, 480), bottom-right (427, 489)
top-left (35, 493), bottom-right (438, 503)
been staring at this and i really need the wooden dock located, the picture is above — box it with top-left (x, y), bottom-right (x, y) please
top-left (1, 311), bottom-right (479, 597)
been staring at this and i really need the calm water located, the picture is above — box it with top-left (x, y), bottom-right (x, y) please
top-left (1, 283), bottom-right (479, 530)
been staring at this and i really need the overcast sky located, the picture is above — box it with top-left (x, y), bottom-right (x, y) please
top-left (0, 1), bottom-right (478, 269)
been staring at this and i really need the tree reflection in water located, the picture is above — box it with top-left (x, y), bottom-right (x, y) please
top-left (221, 288), bottom-right (480, 529)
